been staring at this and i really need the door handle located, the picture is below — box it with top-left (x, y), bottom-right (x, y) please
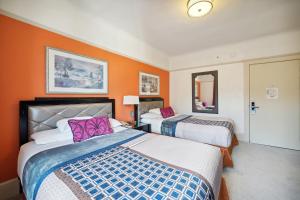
top-left (251, 102), bottom-right (260, 111)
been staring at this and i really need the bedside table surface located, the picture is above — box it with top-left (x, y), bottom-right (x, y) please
top-left (133, 122), bottom-right (148, 128)
top-left (132, 122), bottom-right (151, 133)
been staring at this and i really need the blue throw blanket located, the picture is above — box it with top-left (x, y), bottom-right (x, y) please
top-left (23, 128), bottom-right (214, 200)
top-left (161, 115), bottom-right (192, 136)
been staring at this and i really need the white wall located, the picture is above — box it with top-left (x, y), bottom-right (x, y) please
top-left (170, 63), bottom-right (246, 140)
top-left (170, 30), bottom-right (300, 142)
top-left (0, 0), bottom-right (169, 70)
top-left (169, 29), bottom-right (300, 71)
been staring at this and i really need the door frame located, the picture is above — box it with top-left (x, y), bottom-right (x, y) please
top-left (244, 54), bottom-right (300, 144)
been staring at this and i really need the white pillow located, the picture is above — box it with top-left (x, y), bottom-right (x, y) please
top-left (109, 118), bottom-right (122, 128)
top-left (56, 116), bottom-right (92, 134)
top-left (31, 129), bottom-right (72, 144)
top-left (113, 126), bottom-right (128, 133)
top-left (148, 108), bottom-right (161, 115)
top-left (140, 118), bottom-right (152, 124)
top-left (141, 113), bottom-right (162, 119)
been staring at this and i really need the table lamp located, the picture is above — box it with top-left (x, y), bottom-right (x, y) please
top-left (123, 95), bottom-right (139, 125)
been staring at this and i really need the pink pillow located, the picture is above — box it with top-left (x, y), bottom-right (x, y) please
top-left (160, 107), bottom-right (175, 118)
top-left (68, 116), bottom-right (113, 142)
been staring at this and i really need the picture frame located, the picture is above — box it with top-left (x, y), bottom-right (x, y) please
top-left (139, 72), bottom-right (160, 96)
top-left (46, 47), bottom-right (108, 94)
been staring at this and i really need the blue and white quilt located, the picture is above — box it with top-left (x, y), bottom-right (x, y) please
top-left (160, 115), bottom-right (192, 137)
top-left (22, 129), bottom-right (215, 200)
top-left (161, 115), bottom-right (234, 138)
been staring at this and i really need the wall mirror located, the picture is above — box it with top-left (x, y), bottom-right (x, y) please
top-left (192, 70), bottom-right (218, 114)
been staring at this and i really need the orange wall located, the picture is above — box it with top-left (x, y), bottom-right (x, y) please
top-left (196, 81), bottom-right (201, 99)
top-left (0, 14), bottom-right (169, 182)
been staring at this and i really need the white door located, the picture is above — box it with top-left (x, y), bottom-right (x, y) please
top-left (250, 59), bottom-right (300, 150)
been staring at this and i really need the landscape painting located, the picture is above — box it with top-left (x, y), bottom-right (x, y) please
top-left (139, 72), bottom-right (160, 95)
top-left (46, 47), bottom-right (108, 94)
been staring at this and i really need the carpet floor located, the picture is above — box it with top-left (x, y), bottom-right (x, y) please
top-left (223, 142), bottom-right (300, 200)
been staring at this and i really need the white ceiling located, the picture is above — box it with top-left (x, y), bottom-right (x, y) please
top-left (69, 0), bottom-right (300, 56)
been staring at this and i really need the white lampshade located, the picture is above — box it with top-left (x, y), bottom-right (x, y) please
top-left (187, 0), bottom-right (213, 17)
top-left (123, 96), bottom-right (140, 105)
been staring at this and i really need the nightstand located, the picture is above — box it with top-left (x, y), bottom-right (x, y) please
top-left (133, 122), bottom-right (151, 133)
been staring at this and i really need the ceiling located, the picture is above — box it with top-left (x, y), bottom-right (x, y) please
top-left (69, 0), bottom-right (300, 56)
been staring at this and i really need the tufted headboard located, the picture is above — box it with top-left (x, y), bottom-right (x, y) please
top-left (19, 97), bottom-right (115, 145)
top-left (134, 97), bottom-right (164, 123)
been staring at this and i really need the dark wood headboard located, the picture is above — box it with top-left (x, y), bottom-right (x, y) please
top-left (134, 97), bottom-right (164, 123)
top-left (19, 97), bottom-right (115, 146)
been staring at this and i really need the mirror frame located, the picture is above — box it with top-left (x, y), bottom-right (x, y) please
top-left (192, 70), bottom-right (218, 114)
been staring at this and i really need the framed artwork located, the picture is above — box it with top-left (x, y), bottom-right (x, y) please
top-left (46, 47), bottom-right (108, 94)
top-left (139, 72), bottom-right (160, 96)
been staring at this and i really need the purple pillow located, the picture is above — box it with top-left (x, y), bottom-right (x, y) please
top-left (68, 116), bottom-right (113, 143)
top-left (160, 107), bottom-right (175, 118)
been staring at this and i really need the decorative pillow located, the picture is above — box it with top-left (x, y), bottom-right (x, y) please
top-left (160, 107), bottom-right (175, 118)
top-left (141, 112), bottom-right (162, 119)
top-left (148, 108), bottom-right (161, 115)
top-left (68, 116), bottom-right (113, 142)
top-left (57, 116), bottom-right (92, 134)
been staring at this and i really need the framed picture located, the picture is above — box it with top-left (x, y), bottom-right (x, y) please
top-left (139, 72), bottom-right (160, 96)
top-left (46, 47), bottom-right (108, 94)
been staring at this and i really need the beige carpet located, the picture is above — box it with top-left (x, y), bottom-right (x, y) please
top-left (224, 142), bottom-right (300, 200)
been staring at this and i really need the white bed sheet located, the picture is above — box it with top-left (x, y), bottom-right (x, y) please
top-left (141, 115), bottom-right (233, 147)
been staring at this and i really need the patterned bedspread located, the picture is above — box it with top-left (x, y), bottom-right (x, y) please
top-left (161, 115), bottom-right (191, 136)
top-left (23, 129), bottom-right (215, 200)
top-left (161, 115), bottom-right (234, 137)
top-left (182, 117), bottom-right (234, 136)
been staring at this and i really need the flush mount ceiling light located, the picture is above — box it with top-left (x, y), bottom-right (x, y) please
top-left (187, 0), bottom-right (213, 17)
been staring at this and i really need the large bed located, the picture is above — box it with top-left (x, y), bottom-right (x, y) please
top-left (135, 98), bottom-right (238, 167)
top-left (18, 97), bottom-right (228, 200)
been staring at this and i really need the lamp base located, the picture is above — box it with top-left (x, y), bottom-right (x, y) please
top-left (128, 120), bottom-right (138, 127)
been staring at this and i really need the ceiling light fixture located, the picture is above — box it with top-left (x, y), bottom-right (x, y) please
top-left (187, 0), bottom-right (213, 17)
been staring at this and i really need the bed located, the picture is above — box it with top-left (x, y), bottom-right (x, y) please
top-left (18, 97), bottom-right (228, 200)
top-left (135, 97), bottom-right (238, 167)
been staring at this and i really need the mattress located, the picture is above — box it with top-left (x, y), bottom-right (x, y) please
top-left (141, 115), bottom-right (233, 147)
top-left (19, 130), bottom-right (222, 200)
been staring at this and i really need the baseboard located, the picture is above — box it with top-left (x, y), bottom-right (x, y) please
top-left (235, 133), bottom-right (249, 143)
top-left (0, 178), bottom-right (20, 200)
